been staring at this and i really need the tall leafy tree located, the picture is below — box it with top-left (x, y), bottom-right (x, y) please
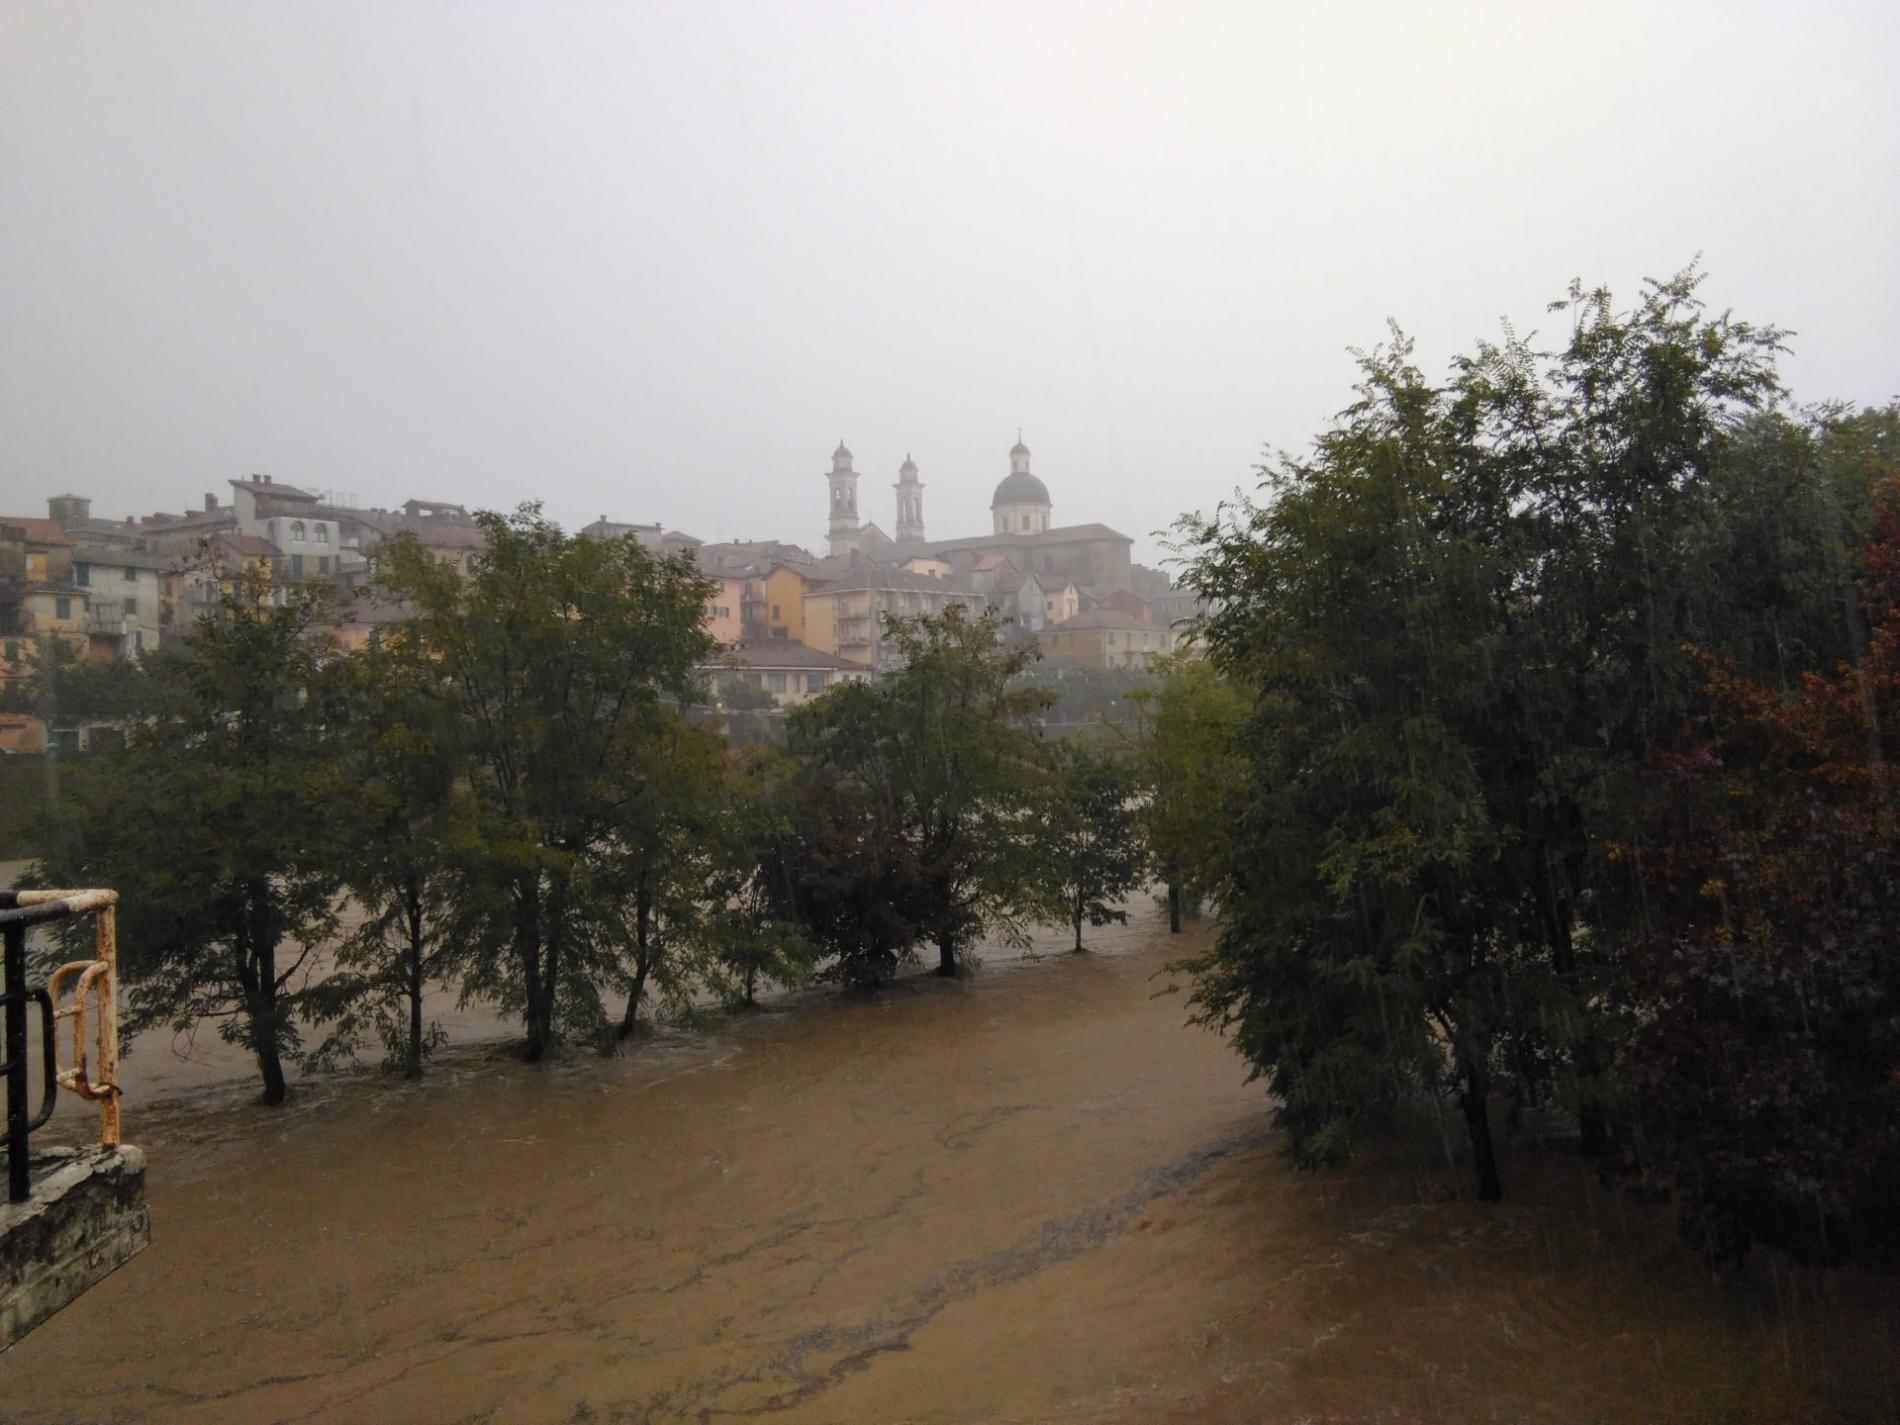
top-left (1124, 655), bottom-right (1247, 932)
top-left (1616, 489), bottom-right (1900, 1264)
top-left (306, 629), bottom-right (467, 1077)
top-left (1035, 740), bottom-right (1148, 951)
top-left (1178, 269), bottom-right (1793, 1197)
top-left (700, 747), bottom-right (818, 1007)
top-left (36, 577), bottom-right (346, 1105)
top-left (785, 606), bottom-right (1049, 981)
top-left (605, 709), bottom-right (730, 1041)
top-left (376, 510), bottom-right (716, 1060)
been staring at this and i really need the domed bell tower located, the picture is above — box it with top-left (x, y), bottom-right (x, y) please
top-left (894, 453), bottom-right (925, 545)
top-left (991, 435), bottom-right (1052, 535)
top-left (826, 440), bottom-right (862, 557)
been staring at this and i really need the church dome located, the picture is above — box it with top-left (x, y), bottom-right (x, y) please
top-left (1010, 439), bottom-right (1031, 457)
top-left (899, 453), bottom-right (918, 476)
top-left (832, 440), bottom-right (853, 461)
top-left (991, 470), bottom-right (1050, 508)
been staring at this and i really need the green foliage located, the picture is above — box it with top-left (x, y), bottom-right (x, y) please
top-left (1122, 655), bottom-right (1247, 929)
top-left (1178, 268), bottom-right (1800, 1199)
top-left (0, 633), bottom-right (149, 724)
top-left (699, 747), bottom-right (818, 1007)
top-left (34, 578), bottom-right (347, 1104)
top-left (375, 507), bottom-right (717, 1059)
top-left (1615, 493), bottom-right (1900, 1264)
top-left (302, 632), bottom-right (466, 1077)
top-left (784, 605), bottom-right (1050, 982)
top-left (1034, 740), bottom-right (1148, 950)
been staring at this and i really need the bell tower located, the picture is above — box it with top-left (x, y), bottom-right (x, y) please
top-left (826, 440), bottom-right (861, 557)
top-left (894, 453), bottom-right (925, 545)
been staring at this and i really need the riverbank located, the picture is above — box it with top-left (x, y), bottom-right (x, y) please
top-left (4, 906), bottom-right (1894, 1423)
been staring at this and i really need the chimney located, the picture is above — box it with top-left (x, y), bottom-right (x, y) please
top-left (205, 493), bottom-right (217, 512)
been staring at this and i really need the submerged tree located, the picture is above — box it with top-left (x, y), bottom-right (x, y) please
top-left (306, 630), bottom-right (466, 1077)
top-left (701, 747), bottom-right (817, 1007)
top-left (605, 709), bottom-right (730, 1041)
top-left (1036, 740), bottom-right (1147, 951)
top-left (377, 510), bottom-right (715, 1060)
top-left (36, 577), bottom-right (346, 1105)
top-left (783, 606), bottom-right (1049, 982)
top-left (1125, 654), bottom-right (1247, 932)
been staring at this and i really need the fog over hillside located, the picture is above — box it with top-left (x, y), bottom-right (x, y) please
top-left (3, 1), bottom-right (1896, 558)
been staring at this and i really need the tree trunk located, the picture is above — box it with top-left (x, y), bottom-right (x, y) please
top-left (244, 884), bottom-right (288, 1106)
top-left (255, 1035), bottom-right (288, 1107)
top-left (518, 875), bottom-right (548, 1062)
top-left (405, 879), bottom-right (424, 1079)
top-left (1168, 882), bottom-right (1182, 934)
top-left (1537, 856), bottom-right (1609, 1155)
top-left (1461, 1066), bottom-right (1503, 1202)
top-left (1072, 910), bottom-right (1085, 952)
top-left (619, 879), bottom-right (653, 1040)
top-left (936, 937), bottom-right (957, 977)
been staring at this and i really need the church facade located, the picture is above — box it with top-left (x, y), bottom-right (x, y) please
top-left (822, 438), bottom-right (1135, 598)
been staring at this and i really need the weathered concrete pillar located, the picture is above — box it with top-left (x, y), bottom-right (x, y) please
top-left (1, 1145), bottom-right (150, 1350)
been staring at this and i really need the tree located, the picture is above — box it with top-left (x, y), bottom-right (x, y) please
top-left (1614, 491), bottom-right (1900, 1264)
top-left (35, 577), bottom-right (346, 1105)
top-left (305, 629), bottom-right (466, 1077)
top-left (1177, 269), bottom-right (1792, 1198)
top-left (605, 709), bottom-right (730, 1041)
top-left (1036, 740), bottom-right (1147, 951)
top-left (376, 510), bottom-right (716, 1060)
top-left (700, 747), bottom-right (818, 1007)
top-left (1124, 655), bottom-right (1246, 932)
top-left (784, 606), bottom-right (1050, 981)
top-left (780, 681), bottom-right (927, 987)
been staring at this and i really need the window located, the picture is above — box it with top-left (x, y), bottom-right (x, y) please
top-left (134, 629), bottom-right (144, 652)
top-left (123, 597), bottom-right (138, 615)
top-left (3, 641), bottom-right (17, 663)
top-left (807, 672), bottom-right (826, 691)
top-left (1020, 515), bottom-right (1030, 530)
top-left (767, 673), bottom-right (786, 693)
top-left (316, 525), bottom-right (330, 545)
top-left (55, 597), bottom-right (71, 619)
top-left (771, 604), bottom-right (781, 619)
top-left (290, 554), bottom-right (305, 579)
top-left (124, 566), bottom-right (138, 581)
top-left (317, 556), bottom-right (330, 574)
top-left (75, 564), bottom-right (90, 586)
top-left (290, 519), bottom-right (306, 542)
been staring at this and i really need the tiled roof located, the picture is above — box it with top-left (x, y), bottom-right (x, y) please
top-left (707, 642), bottom-right (874, 672)
top-left (0, 517), bottom-right (74, 546)
top-left (71, 545), bottom-right (171, 571)
top-left (807, 559), bottom-right (977, 596)
top-left (905, 522), bottom-right (1133, 555)
top-left (1047, 608), bottom-right (1157, 632)
top-left (230, 478), bottom-right (319, 501)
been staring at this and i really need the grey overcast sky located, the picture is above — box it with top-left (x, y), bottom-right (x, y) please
top-left (3, 2), bottom-right (1896, 566)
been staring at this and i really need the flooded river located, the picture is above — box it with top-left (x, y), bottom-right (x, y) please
top-left (4, 906), bottom-right (1896, 1423)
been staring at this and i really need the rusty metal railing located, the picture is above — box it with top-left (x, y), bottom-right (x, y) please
top-left (1, 889), bottom-right (122, 1204)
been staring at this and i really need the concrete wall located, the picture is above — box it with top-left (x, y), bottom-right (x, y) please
top-left (1, 1145), bottom-right (150, 1351)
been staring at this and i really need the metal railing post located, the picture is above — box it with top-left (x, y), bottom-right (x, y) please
top-left (4, 922), bottom-right (26, 1204)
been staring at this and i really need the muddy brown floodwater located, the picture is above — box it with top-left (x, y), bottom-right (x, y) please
top-left (4, 906), bottom-right (1896, 1424)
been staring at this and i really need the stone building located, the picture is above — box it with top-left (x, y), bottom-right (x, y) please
top-left (820, 439), bottom-right (1136, 600)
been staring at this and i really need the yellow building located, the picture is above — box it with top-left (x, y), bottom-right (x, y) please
top-left (1036, 609), bottom-right (1173, 671)
top-left (762, 564), bottom-right (814, 643)
top-left (803, 562), bottom-right (978, 672)
top-left (702, 574), bottom-right (747, 647)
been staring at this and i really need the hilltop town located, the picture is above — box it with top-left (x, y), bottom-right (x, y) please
top-left (0, 439), bottom-right (1200, 753)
